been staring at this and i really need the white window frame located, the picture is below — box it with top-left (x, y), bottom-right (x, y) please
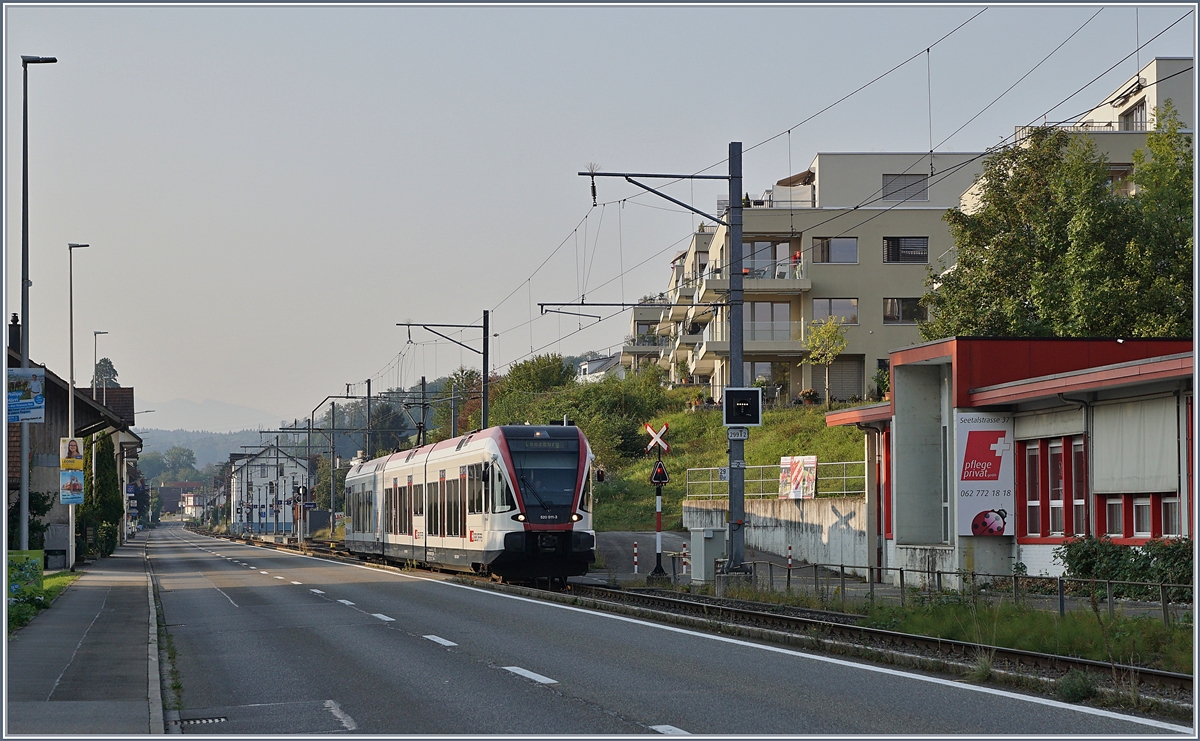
top-left (1071, 439), bottom-right (1087, 536)
top-left (1105, 497), bottom-right (1124, 536)
top-left (1162, 496), bottom-right (1181, 537)
top-left (1048, 442), bottom-right (1064, 535)
top-left (1133, 497), bottom-right (1151, 537)
top-left (1025, 445), bottom-right (1041, 536)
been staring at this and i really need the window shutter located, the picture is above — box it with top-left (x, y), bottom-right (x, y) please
top-left (1092, 397), bottom-right (1178, 493)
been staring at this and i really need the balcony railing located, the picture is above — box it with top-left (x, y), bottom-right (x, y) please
top-left (702, 321), bottom-right (804, 343)
top-left (708, 259), bottom-right (806, 281)
top-left (623, 334), bottom-right (672, 348)
top-left (1014, 120), bottom-right (1148, 141)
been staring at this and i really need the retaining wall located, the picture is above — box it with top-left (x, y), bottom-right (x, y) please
top-left (683, 496), bottom-right (868, 578)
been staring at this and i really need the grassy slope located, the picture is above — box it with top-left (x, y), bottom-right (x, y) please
top-left (594, 405), bottom-right (865, 531)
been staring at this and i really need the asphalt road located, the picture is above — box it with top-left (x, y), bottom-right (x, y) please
top-left (147, 524), bottom-right (1190, 735)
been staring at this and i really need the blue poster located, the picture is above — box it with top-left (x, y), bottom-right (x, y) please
top-left (8, 368), bottom-right (46, 423)
top-left (60, 469), bottom-right (85, 505)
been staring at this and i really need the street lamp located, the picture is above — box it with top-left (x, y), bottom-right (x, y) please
top-left (67, 243), bottom-right (89, 569)
top-left (92, 330), bottom-right (108, 398)
top-left (18, 54), bottom-right (57, 552)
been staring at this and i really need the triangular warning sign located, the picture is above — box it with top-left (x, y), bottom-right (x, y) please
top-left (650, 460), bottom-right (670, 485)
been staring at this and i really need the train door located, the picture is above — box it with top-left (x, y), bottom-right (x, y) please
top-left (410, 474), bottom-right (426, 565)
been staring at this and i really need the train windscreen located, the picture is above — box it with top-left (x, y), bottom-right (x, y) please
top-left (507, 440), bottom-right (580, 510)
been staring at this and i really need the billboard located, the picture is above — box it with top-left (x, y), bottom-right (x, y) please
top-left (779, 455), bottom-right (817, 499)
top-left (7, 368), bottom-right (46, 423)
top-left (955, 412), bottom-right (1014, 536)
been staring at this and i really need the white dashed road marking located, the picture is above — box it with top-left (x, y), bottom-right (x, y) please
top-left (503, 666), bottom-right (557, 684)
top-left (651, 725), bottom-right (689, 735)
top-left (371, 614), bottom-right (395, 622)
top-left (274, 576), bottom-right (285, 580)
top-left (291, 581), bottom-right (302, 585)
top-left (260, 570), bottom-right (270, 574)
top-left (423, 635), bottom-right (457, 647)
top-left (337, 599), bottom-right (355, 606)
top-left (310, 589), bottom-right (325, 595)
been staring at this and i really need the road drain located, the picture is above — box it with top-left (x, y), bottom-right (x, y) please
top-left (181, 718), bottom-right (227, 725)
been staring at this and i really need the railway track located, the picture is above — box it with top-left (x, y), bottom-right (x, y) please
top-left (566, 584), bottom-right (1193, 694)
top-left (186, 529), bottom-right (1192, 699)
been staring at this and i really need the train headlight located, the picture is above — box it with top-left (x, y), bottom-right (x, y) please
top-left (512, 513), bottom-right (526, 522)
top-left (570, 513), bottom-right (582, 522)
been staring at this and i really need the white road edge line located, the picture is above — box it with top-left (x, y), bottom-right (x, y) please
top-left (323, 699), bottom-right (357, 731)
top-left (650, 725), bottom-right (689, 735)
top-left (423, 635), bottom-right (457, 647)
top-left (262, 545), bottom-right (1195, 734)
top-left (503, 666), bottom-right (557, 684)
top-left (337, 599), bottom-right (355, 606)
top-left (371, 613), bottom-right (395, 622)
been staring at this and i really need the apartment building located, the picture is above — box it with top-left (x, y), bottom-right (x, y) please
top-left (625, 151), bottom-right (983, 403)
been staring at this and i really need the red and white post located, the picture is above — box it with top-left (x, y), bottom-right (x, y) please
top-left (633, 541), bottom-right (639, 574)
top-left (682, 543), bottom-right (689, 574)
top-left (788, 544), bottom-right (793, 569)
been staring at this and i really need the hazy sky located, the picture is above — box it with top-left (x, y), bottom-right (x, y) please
top-left (5, 4), bottom-right (1194, 430)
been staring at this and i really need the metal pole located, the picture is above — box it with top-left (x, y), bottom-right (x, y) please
top-left (67, 248), bottom-right (75, 564)
top-left (330, 401), bottom-right (337, 534)
top-left (727, 141), bottom-right (746, 571)
top-left (365, 378), bottom-right (371, 457)
top-left (19, 62), bottom-right (30, 552)
top-left (482, 310), bottom-right (489, 428)
top-left (420, 376), bottom-right (427, 446)
top-left (451, 383), bottom-right (458, 438)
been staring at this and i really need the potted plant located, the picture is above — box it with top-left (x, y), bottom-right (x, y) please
top-left (872, 367), bottom-right (891, 401)
top-left (798, 388), bottom-right (819, 405)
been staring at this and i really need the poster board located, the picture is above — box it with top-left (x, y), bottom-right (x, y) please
top-left (955, 412), bottom-right (1015, 536)
top-left (779, 455), bottom-right (817, 499)
top-left (60, 470), bottom-right (85, 506)
top-left (7, 368), bottom-right (46, 423)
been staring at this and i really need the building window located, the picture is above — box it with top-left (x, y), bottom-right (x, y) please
top-left (883, 237), bottom-right (929, 263)
top-left (1119, 99), bottom-right (1147, 131)
top-left (1072, 440), bottom-right (1087, 536)
top-left (1105, 498), bottom-right (1123, 536)
top-left (744, 241), bottom-right (793, 278)
top-left (1162, 497), bottom-right (1181, 537)
top-left (744, 302), bottom-right (792, 340)
top-left (883, 298), bottom-right (927, 324)
top-left (1025, 446), bottom-right (1041, 536)
top-left (813, 298), bottom-right (858, 324)
top-left (882, 174), bottom-right (928, 201)
top-left (812, 237), bottom-right (857, 264)
top-left (1133, 497), bottom-right (1151, 537)
top-left (1048, 442), bottom-right (1065, 535)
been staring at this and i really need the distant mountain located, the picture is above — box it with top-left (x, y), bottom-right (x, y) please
top-left (134, 429), bottom-right (275, 467)
top-left (137, 398), bottom-right (286, 433)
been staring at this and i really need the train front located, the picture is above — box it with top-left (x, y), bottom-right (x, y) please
top-left (492, 425), bottom-right (596, 580)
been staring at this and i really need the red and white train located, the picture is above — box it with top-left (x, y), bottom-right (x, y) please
top-left (342, 425), bottom-right (596, 581)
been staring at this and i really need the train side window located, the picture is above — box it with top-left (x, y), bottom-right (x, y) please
top-left (412, 483), bottom-right (424, 517)
top-left (382, 487), bottom-right (392, 534)
top-left (580, 471), bottom-right (592, 513)
top-left (467, 464), bottom-right (483, 514)
top-left (482, 463), bottom-right (491, 513)
top-left (492, 471), bottom-right (515, 513)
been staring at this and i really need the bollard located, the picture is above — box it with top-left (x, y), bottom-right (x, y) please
top-left (868, 566), bottom-right (875, 601)
top-left (768, 561), bottom-right (774, 592)
top-left (634, 541), bottom-right (638, 574)
top-left (682, 544), bottom-right (689, 575)
top-left (899, 569), bottom-right (906, 607)
top-left (788, 545), bottom-right (793, 570)
top-left (1161, 583), bottom-right (1170, 626)
top-left (935, 570), bottom-right (943, 593)
top-left (1058, 577), bottom-right (1065, 617)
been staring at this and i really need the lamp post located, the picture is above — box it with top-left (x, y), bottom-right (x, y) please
top-left (92, 330), bottom-right (108, 398)
top-left (18, 54), bottom-right (57, 552)
top-left (67, 243), bottom-right (89, 569)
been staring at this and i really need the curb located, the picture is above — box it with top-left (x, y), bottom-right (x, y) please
top-left (146, 541), bottom-right (164, 734)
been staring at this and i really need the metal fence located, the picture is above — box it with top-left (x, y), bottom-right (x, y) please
top-left (685, 461), bottom-right (866, 499)
top-left (695, 559), bottom-right (1194, 625)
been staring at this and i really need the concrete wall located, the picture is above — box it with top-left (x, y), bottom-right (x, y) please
top-left (808, 152), bottom-right (984, 209)
top-left (683, 495), bottom-right (868, 577)
top-left (892, 364), bottom-right (945, 544)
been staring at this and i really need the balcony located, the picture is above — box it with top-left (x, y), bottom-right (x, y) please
top-left (693, 321), bottom-right (806, 366)
top-left (666, 282), bottom-right (697, 321)
top-left (697, 259), bottom-right (810, 304)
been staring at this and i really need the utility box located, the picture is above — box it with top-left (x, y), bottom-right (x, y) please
top-left (689, 527), bottom-right (727, 584)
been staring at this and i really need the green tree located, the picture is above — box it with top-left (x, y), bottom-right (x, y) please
top-left (504, 353), bottom-right (576, 394)
top-left (139, 451), bottom-right (166, 481)
top-left (80, 434), bottom-right (123, 555)
top-left (91, 357), bottom-right (120, 389)
top-left (7, 490), bottom-right (54, 550)
top-left (313, 455), bottom-right (347, 511)
top-left (431, 366), bottom-right (483, 440)
top-left (162, 445), bottom-right (197, 474)
top-left (922, 106), bottom-right (1192, 340)
top-left (800, 317), bottom-right (848, 409)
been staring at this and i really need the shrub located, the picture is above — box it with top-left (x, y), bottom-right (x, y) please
top-left (97, 522), bottom-right (118, 557)
top-left (1057, 669), bottom-right (1098, 702)
top-left (1054, 535), bottom-right (1194, 602)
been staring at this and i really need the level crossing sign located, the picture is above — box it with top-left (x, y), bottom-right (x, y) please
top-left (645, 422), bottom-right (669, 454)
top-left (650, 460), bottom-right (670, 485)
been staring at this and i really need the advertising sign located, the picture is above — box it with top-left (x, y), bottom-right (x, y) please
top-left (779, 456), bottom-right (817, 499)
top-left (7, 368), bottom-right (46, 423)
top-left (60, 470), bottom-right (85, 505)
top-left (60, 438), bottom-right (85, 470)
top-left (955, 412), bottom-right (1015, 536)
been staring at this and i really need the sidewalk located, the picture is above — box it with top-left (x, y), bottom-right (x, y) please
top-left (6, 539), bottom-right (162, 735)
